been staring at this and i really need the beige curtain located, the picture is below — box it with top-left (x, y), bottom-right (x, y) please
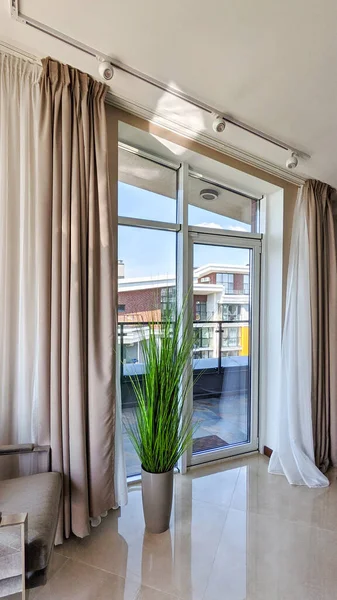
top-left (305, 180), bottom-right (337, 472)
top-left (38, 58), bottom-right (116, 540)
top-left (0, 54), bottom-right (42, 480)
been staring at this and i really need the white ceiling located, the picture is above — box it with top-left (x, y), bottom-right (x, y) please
top-left (1, 0), bottom-right (337, 186)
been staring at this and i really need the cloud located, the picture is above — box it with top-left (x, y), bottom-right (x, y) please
top-left (227, 225), bottom-right (249, 232)
top-left (195, 222), bottom-right (224, 229)
top-left (195, 223), bottom-right (249, 232)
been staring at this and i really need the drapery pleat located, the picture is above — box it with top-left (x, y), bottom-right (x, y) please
top-left (0, 53), bottom-right (124, 539)
top-left (37, 58), bottom-right (117, 540)
top-left (306, 180), bottom-right (337, 471)
top-left (269, 179), bottom-right (337, 488)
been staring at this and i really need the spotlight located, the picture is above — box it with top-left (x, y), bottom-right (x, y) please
top-left (212, 115), bottom-right (227, 133)
top-left (286, 152), bottom-right (299, 170)
top-left (98, 60), bottom-right (114, 81)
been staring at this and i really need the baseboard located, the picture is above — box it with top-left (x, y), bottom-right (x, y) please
top-left (263, 446), bottom-right (273, 458)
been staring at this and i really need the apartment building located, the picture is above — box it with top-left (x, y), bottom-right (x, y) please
top-left (118, 262), bottom-right (250, 366)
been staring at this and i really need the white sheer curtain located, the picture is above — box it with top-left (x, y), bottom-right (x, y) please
top-left (0, 54), bottom-right (42, 460)
top-left (268, 188), bottom-right (329, 487)
top-left (114, 343), bottom-right (128, 507)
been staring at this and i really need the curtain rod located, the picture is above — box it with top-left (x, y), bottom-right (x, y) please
top-left (0, 40), bottom-right (40, 64)
top-left (10, 0), bottom-right (310, 161)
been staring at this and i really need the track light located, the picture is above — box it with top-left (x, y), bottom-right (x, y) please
top-left (98, 60), bottom-right (114, 81)
top-left (212, 115), bottom-right (227, 134)
top-left (286, 152), bottom-right (299, 170)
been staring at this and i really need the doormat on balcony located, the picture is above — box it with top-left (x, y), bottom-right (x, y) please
top-left (193, 435), bottom-right (229, 453)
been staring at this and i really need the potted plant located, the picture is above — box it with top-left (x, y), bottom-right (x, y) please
top-left (124, 305), bottom-right (195, 533)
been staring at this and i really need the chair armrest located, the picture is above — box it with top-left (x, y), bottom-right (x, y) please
top-left (0, 512), bottom-right (28, 528)
top-left (0, 444), bottom-right (50, 456)
top-left (0, 444), bottom-right (51, 473)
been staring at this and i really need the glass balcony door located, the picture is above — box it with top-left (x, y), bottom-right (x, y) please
top-left (188, 232), bottom-right (261, 466)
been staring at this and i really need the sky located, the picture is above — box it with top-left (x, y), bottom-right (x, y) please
top-left (118, 182), bottom-right (250, 279)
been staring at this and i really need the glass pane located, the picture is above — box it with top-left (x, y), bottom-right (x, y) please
top-left (188, 175), bottom-right (259, 232)
top-left (192, 243), bottom-right (251, 455)
top-left (118, 147), bottom-right (177, 222)
top-left (118, 226), bottom-right (176, 477)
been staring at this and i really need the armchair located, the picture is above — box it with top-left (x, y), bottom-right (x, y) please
top-left (0, 445), bottom-right (62, 599)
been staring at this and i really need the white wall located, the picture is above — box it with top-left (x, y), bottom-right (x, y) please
top-left (259, 190), bottom-right (284, 452)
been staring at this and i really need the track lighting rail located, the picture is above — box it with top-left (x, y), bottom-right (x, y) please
top-left (10, 0), bottom-right (310, 163)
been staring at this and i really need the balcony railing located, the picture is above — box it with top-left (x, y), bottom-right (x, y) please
top-left (223, 286), bottom-right (250, 295)
top-left (194, 311), bottom-right (215, 321)
top-left (118, 319), bottom-right (249, 379)
top-left (118, 319), bottom-right (250, 415)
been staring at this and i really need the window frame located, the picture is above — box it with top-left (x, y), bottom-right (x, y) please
top-left (193, 325), bottom-right (214, 350)
top-left (216, 272), bottom-right (235, 293)
top-left (243, 274), bottom-right (250, 295)
top-left (118, 136), bottom-right (262, 477)
top-left (222, 326), bottom-right (241, 348)
top-left (161, 286), bottom-right (176, 314)
top-left (189, 231), bottom-right (261, 468)
top-left (195, 300), bottom-right (207, 321)
top-left (222, 304), bottom-right (241, 321)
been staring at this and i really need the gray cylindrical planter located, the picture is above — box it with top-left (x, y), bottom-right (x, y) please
top-left (141, 467), bottom-right (174, 534)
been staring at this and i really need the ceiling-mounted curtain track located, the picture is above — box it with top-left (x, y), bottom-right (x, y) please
top-left (0, 39), bottom-right (39, 63)
top-left (10, 0), bottom-right (310, 161)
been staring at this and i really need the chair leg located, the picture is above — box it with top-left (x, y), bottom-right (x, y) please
top-left (21, 516), bottom-right (28, 600)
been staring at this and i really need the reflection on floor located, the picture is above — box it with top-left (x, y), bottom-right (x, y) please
top-left (23, 454), bottom-right (337, 600)
top-left (123, 395), bottom-right (248, 477)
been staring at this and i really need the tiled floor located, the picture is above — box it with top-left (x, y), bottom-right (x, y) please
top-left (192, 394), bottom-right (248, 445)
top-left (11, 454), bottom-right (337, 600)
top-left (123, 395), bottom-right (248, 476)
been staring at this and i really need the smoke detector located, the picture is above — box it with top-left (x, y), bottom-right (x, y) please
top-left (200, 189), bottom-right (219, 201)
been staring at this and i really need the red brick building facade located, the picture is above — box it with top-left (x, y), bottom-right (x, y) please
top-left (118, 287), bottom-right (161, 322)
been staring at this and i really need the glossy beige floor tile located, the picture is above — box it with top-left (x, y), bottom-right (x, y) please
top-left (7, 553), bottom-right (69, 600)
top-left (175, 461), bottom-right (242, 508)
top-left (30, 559), bottom-right (148, 600)
top-left (56, 480), bottom-right (228, 599)
top-left (232, 455), bottom-right (337, 532)
top-left (204, 505), bottom-right (337, 600)
top-left (7, 454), bottom-right (337, 600)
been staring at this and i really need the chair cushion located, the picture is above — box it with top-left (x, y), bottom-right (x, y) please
top-left (0, 574), bottom-right (22, 598)
top-left (0, 472), bottom-right (62, 579)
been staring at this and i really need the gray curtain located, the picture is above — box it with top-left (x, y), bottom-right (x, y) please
top-left (38, 58), bottom-right (117, 541)
top-left (305, 180), bottom-right (337, 472)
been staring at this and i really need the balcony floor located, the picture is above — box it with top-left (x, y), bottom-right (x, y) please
top-left (123, 394), bottom-right (249, 477)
